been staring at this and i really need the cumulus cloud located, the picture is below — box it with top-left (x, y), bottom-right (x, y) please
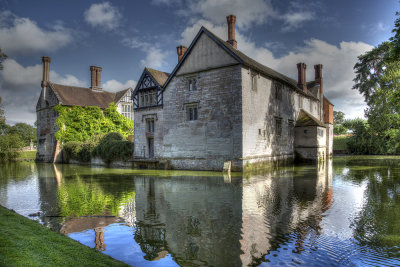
top-left (122, 37), bottom-right (169, 68)
top-left (84, 2), bottom-right (122, 31)
top-left (0, 11), bottom-right (73, 55)
top-left (180, 21), bottom-right (373, 118)
top-left (103, 79), bottom-right (137, 92)
top-left (0, 59), bottom-right (86, 124)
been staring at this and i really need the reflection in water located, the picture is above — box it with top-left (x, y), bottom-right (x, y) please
top-left (1, 157), bottom-right (400, 266)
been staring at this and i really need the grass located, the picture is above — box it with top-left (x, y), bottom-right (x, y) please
top-left (0, 205), bottom-right (128, 267)
top-left (17, 151), bottom-right (36, 161)
top-left (333, 135), bottom-right (348, 151)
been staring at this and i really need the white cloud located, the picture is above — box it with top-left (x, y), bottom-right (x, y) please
top-left (84, 2), bottom-right (121, 31)
top-left (122, 37), bottom-right (169, 68)
top-left (103, 79), bottom-right (137, 92)
top-left (0, 11), bottom-right (73, 55)
top-left (180, 21), bottom-right (373, 119)
top-left (281, 11), bottom-right (314, 31)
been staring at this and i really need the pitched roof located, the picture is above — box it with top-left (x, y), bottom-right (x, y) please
top-left (295, 109), bottom-right (326, 127)
top-left (49, 83), bottom-right (130, 109)
top-left (146, 67), bottom-right (170, 86)
top-left (163, 26), bottom-right (320, 100)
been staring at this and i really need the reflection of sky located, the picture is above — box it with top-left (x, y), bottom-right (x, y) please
top-left (69, 223), bottom-right (179, 267)
top-left (0, 174), bottom-right (41, 220)
top-left (321, 177), bottom-right (367, 240)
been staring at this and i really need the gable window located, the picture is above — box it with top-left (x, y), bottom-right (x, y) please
top-left (251, 72), bottom-right (258, 91)
top-left (275, 82), bottom-right (282, 100)
top-left (146, 119), bottom-right (155, 133)
top-left (186, 104), bottom-right (198, 121)
top-left (139, 89), bottom-right (157, 107)
top-left (121, 90), bottom-right (132, 103)
top-left (188, 77), bottom-right (197, 91)
top-left (275, 117), bottom-right (282, 136)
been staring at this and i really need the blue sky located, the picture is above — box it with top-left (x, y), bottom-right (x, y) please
top-left (0, 0), bottom-right (397, 124)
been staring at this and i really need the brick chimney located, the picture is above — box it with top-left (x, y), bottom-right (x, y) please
top-left (297, 62), bottom-right (307, 93)
top-left (41, 56), bottom-right (51, 88)
top-left (177, 45), bottom-right (187, 62)
top-left (90, 66), bottom-right (102, 91)
top-left (314, 64), bottom-right (323, 95)
top-left (226, 15), bottom-right (237, 49)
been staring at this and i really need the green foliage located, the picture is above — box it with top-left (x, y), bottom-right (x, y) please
top-left (6, 122), bottom-right (37, 146)
top-left (333, 111), bottom-right (345, 125)
top-left (54, 103), bottom-right (133, 144)
top-left (64, 133), bottom-right (133, 164)
top-left (0, 134), bottom-right (24, 161)
top-left (0, 48), bottom-right (7, 70)
top-left (333, 135), bottom-right (348, 151)
top-left (334, 124), bottom-right (347, 135)
top-left (352, 12), bottom-right (400, 154)
top-left (333, 110), bottom-right (348, 135)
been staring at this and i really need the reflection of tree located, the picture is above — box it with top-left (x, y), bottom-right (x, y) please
top-left (346, 158), bottom-right (400, 257)
top-left (57, 176), bottom-right (135, 217)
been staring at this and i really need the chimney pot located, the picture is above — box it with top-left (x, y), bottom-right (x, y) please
top-left (41, 56), bottom-right (51, 88)
top-left (177, 45), bottom-right (187, 62)
top-left (226, 15), bottom-right (237, 49)
top-left (297, 62), bottom-right (307, 93)
top-left (314, 64), bottom-right (323, 95)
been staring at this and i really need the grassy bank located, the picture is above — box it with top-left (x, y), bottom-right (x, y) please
top-left (17, 151), bottom-right (36, 161)
top-left (0, 205), bottom-right (128, 267)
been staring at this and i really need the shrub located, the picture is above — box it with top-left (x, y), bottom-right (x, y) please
top-left (0, 134), bottom-right (24, 161)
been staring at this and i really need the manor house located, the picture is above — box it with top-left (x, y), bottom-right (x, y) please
top-left (133, 15), bottom-right (333, 171)
top-left (36, 58), bottom-right (133, 162)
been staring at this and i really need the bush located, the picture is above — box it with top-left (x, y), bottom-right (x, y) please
top-left (0, 134), bottom-right (24, 161)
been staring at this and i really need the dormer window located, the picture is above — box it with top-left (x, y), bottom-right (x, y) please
top-left (188, 77), bottom-right (197, 91)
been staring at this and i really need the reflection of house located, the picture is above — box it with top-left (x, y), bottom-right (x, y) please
top-left (36, 57), bottom-right (133, 163)
top-left (133, 15), bottom-right (334, 171)
top-left (133, 162), bottom-right (333, 266)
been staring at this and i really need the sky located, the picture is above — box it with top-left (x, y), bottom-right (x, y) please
top-left (0, 0), bottom-right (398, 125)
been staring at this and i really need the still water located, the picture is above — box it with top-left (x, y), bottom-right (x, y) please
top-left (0, 157), bottom-right (399, 266)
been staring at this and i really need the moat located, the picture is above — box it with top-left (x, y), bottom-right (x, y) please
top-left (1, 156), bottom-right (399, 266)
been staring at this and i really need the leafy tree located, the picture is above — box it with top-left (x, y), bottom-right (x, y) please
top-left (333, 110), bottom-right (347, 135)
top-left (0, 96), bottom-right (6, 135)
top-left (6, 123), bottom-right (37, 146)
top-left (0, 134), bottom-right (24, 161)
top-left (352, 12), bottom-right (400, 154)
top-left (0, 48), bottom-right (7, 70)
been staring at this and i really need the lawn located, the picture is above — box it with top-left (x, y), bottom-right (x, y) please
top-left (17, 150), bottom-right (36, 161)
top-left (0, 205), bottom-right (128, 267)
top-left (333, 135), bottom-right (348, 151)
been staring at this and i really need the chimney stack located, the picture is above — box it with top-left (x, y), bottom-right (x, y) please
top-left (297, 63), bottom-right (307, 93)
top-left (177, 45), bottom-right (187, 62)
top-left (41, 56), bottom-right (51, 88)
top-left (90, 66), bottom-right (102, 91)
top-left (314, 64), bottom-right (323, 95)
top-left (226, 15), bottom-right (237, 49)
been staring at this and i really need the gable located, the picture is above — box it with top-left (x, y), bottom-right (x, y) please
top-left (132, 69), bottom-right (163, 109)
top-left (176, 32), bottom-right (239, 75)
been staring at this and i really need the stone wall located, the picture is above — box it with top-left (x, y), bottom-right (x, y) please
top-left (161, 65), bottom-right (242, 171)
top-left (36, 86), bottom-right (60, 162)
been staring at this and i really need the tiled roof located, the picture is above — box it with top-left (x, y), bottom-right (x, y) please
top-left (146, 67), bottom-right (170, 86)
top-left (295, 109), bottom-right (325, 127)
top-left (50, 83), bottom-right (130, 108)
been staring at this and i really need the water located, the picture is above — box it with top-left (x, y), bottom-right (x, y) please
top-left (0, 156), bottom-right (399, 266)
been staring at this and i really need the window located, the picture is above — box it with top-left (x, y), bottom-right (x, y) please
top-left (298, 95), bottom-right (303, 109)
top-left (288, 119), bottom-right (294, 137)
top-left (318, 129), bottom-right (324, 137)
top-left (251, 72), bottom-right (257, 91)
top-left (188, 77), bottom-right (197, 91)
top-left (139, 89), bottom-right (157, 107)
top-left (146, 119), bottom-right (155, 133)
top-left (120, 90), bottom-right (132, 103)
top-left (121, 104), bottom-right (133, 120)
top-left (275, 118), bottom-right (282, 136)
top-left (186, 104), bottom-right (198, 121)
top-left (275, 82), bottom-right (282, 100)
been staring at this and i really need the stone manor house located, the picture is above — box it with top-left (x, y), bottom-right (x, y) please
top-left (132, 15), bottom-right (333, 171)
top-left (36, 58), bottom-right (133, 162)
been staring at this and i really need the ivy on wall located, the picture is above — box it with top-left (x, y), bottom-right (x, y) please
top-left (54, 103), bottom-right (134, 144)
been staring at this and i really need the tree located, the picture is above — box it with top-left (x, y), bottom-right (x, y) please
top-left (6, 123), bottom-right (37, 146)
top-left (0, 134), bottom-right (24, 161)
top-left (352, 13), bottom-right (400, 154)
top-left (0, 48), bottom-right (7, 70)
top-left (333, 110), bottom-right (347, 135)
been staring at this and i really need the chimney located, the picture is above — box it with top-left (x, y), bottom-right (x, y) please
top-left (41, 56), bottom-right (51, 88)
top-left (226, 15), bottom-right (237, 49)
top-left (176, 45), bottom-right (187, 62)
top-left (90, 66), bottom-right (102, 90)
top-left (297, 62), bottom-right (307, 93)
top-left (314, 64), bottom-right (323, 95)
